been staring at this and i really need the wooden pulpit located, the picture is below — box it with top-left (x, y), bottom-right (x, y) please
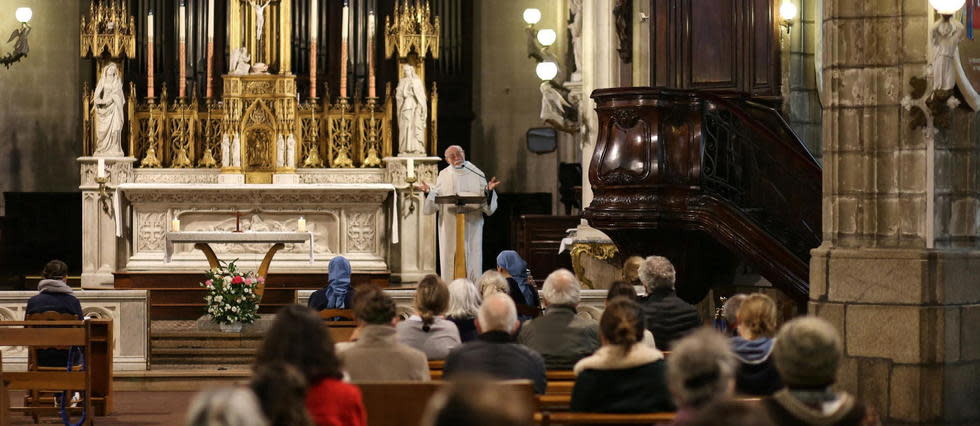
top-left (435, 194), bottom-right (489, 279)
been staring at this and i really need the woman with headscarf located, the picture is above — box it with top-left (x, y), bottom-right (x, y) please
top-left (496, 250), bottom-right (539, 319)
top-left (309, 256), bottom-right (352, 311)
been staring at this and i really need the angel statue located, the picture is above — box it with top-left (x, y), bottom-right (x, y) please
top-left (539, 82), bottom-right (579, 133)
top-left (7, 22), bottom-right (30, 55)
top-left (93, 63), bottom-right (126, 156)
top-left (229, 47), bottom-right (251, 75)
top-left (396, 64), bottom-right (428, 155)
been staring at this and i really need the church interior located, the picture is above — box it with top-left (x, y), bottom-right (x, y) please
top-left (0, 0), bottom-right (978, 425)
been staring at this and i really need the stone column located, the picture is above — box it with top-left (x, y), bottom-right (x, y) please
top-left (79, 157), bottom-right (135, 289)
top-left (384, 156), bottom-right (439, 284)
top-left (812, 1), bottom-right (980, 423)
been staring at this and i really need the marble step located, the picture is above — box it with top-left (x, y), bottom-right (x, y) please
top-left (151, 347), bottom-right (258, 366)
top-left (151, 331), bottom-right (265, 349)
top-left (115, 369), bottom-right (251, 391)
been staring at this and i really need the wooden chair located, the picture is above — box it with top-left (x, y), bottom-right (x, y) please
top-left (357, 380), bottom-right (534, 426)
top-left (536, 411), bottom-right (676, 425)
top-left (0, 319), bottom-right (95, 425)
top-left (319, 309), bottom-right (358, 343)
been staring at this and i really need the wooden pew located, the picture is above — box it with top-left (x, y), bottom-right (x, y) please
top-left (0, 320), bottom-right (97, 425)
top-left (357, 380), bottom-right (534, 426)
top-left (319, 309), bottom-right (358, 342)
top-left (1, 352), bottom-right (9, 426)
top-left (536, 411), bottom-right (676, 425)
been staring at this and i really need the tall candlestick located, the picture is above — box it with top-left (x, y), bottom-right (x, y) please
top-left (147, 11), bottom-right (155, 99)
top-left (179, 1), bottom-right (187, 99)
top-left (97, 159), bottom-right (107, 178)
top-left (340, 2), bottom-right (349, 97)
top-left (407, 158), bottom-right (415, 179)
top-left (206, 0), bottom-right (214, 98)
top-left (368, 11), bottom-right (376, 98)
top-left (310, 0), bottom-right (318, 98)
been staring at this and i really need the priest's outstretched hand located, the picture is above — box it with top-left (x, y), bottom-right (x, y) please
top-left (415, 181), bottom-right (430, 193)
top-left (486, 177), bottom-right (501, 192)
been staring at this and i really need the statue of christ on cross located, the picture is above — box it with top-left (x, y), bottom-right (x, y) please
top-left (247, 0), bottom-right (272, 58)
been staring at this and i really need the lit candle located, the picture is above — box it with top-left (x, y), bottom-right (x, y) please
top-left (298, 217), bottom-right (307, 232)
top-left (97, 159), bottom-right (106, 178)
top-left (206, 0), bottom-right (214, 98)
top-left (147, 11), bottom-right (155, 99)
top-left (368, 11), bottom-right (376, 98)
top-left (171, 217), bottom-right (181, 232)
top-left (179, 1), bottom-right (187, 98)
top-left (407, 158), bottom-right (415, 179)
top-left (340, 2), bottom-right (349, 97)
top-left (310, 0), bottom-right (318, 98)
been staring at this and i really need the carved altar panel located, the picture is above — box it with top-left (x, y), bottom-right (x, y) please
top-left (172, 210), bottom-right (340, 256)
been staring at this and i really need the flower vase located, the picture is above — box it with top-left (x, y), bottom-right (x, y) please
top-left (219, 321), bottom-right (243, 333)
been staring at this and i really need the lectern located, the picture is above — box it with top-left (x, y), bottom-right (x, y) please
top-left (435, 194), bottom-right (489, 279)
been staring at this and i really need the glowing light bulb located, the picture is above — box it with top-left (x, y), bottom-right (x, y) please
top-left (929, 0), bottom-right (966, 15)
top-left (537, 29), bottom-right (557, 47)
top-left (15, 7), bottom-right (32, 23)
top-left (779, 1), bottom-right (797, 21)
top-left (536, 61), bottom-right (559, 81)
top-left (523, 8), bottom-right (541, 25)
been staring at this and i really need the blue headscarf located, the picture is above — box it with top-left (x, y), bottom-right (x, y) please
top-left (324, 256), bottom-right (352, 309)
top-left (497, 250), bottom-right (534, 304)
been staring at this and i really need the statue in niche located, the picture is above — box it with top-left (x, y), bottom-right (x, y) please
top-left (231, 133), bottom-right (242, 167)
top-left (276, 134), bottom-right (285, 168)
top-left (221, 133), bottom-right (230, 167)
top-left (568, 0), bottom-right (583, 81)
top-left (248, 0), bottom-right (272, 65)
top-left (931, 17), bottom-right (965, 91)
top-left (93, 62), bottom-right (125, 156)
top-left (229, 47), bottom-right (251, 75)
top-left (286, 134), bottom-right (296, 168)
top-left (396, 64), bottom-right (427, 155)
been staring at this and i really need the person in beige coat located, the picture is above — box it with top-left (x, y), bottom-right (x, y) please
top-left (338, 286), bottom-right (430, 382)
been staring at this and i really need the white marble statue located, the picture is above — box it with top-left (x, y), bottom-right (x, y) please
top-left (229, 47), bottom-right (251, 75)
top-left (396, 64), bottom-right (428, 155)
top-left (931, 17), bottom-right (965, 92)
top-left (286, 134), bottom-right (296, 168)
top-left (569, 0), bottom-right (583, 82)
top-left (220, 133), bottom-right (231, 167)
top-left (276, 134), bottom-right (286, 168)
top-left (540, 82), bottom-right (574, 125)
top-left (231, 133), bottom-right (242, 167)
top-left (93, 63), bottom-right (125, 157)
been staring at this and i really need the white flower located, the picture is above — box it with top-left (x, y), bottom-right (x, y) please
top-left (215, 295), bottom-right (223, 303)
top-left (223, 276), bottom-right (232, 284)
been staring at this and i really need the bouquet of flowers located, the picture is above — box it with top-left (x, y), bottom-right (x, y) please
top-left (200, 260), bottom-right (261, 325)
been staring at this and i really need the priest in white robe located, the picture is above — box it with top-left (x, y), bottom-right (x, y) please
top-left (419, 145), bottom-right (501, 283)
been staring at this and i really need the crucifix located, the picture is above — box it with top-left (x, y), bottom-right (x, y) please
top-left (246, 0), bottom-right (272, 63)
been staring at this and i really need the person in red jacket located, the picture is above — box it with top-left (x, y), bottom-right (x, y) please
top-left (255, 305), bottom-right (367, 426)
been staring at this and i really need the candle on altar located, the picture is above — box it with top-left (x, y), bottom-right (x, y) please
top-left (368, 11), bottom-right (376, 98)
top-left (97, 159), bottom-right (107, 178)
top-left (206, 0), bottom-right (214, 98)
top-left (178, 1), bottom-right (187, 98)
top-left (298, 217), bottom-right (307, 232)
top-left (340, 2), bottom-right (349, 97)
top-left (407, 158), bottom-right (415, 179)
top-left (147, 11), bottom-right (155, 99)
top-left (171, 217), bottom-right (181, 232)
top-left (310, 0), bottom-right (318, 98)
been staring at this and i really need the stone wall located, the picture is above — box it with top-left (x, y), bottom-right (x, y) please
top-left (811, 0), bottom-right (980, 423)
top-left (0, 1), bottom-right (87, 214)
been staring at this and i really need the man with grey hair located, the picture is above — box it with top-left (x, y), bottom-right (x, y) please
top-left (444, 293), bottom-right (547, 394)
top-left (517, 269), bottom-right (599, 369)
top-left (419, 145), bottom-right (501, 282)
top-left (638, 256), bottom-right (702, 350)
top-left (666, 328), bottom-right (738, 420)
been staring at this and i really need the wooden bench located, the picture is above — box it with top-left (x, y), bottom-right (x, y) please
top-left (536, 411), bottom-right (676, 425)
top-left (0, 319), bottom-right (103, 425)
top-left (319, 309), bottom-right (358, 342)
top-left (357, 380), bottom-right (535, 426)
top-left (1, 353), bottom-right (9, 426)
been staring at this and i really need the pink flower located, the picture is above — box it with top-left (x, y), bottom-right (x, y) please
top-left (232, 276), bottom-right (245, 284)
top-left (244, 278), bottom-right (253, 285)
top-left (257, 277), bottom-right (265, 283)
top-left (205, 279), bottom-right (213, 286)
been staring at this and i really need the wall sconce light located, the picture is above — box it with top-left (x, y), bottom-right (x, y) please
top-left (537, 29), bottom-right (557, 47)
top-left (536, 61), bottom-right (559, 81)
top-left (523, 8), bottom-right (542, 27)
top-left (930, 0), bottom-right (966, 15)
top-left (779, 1), bottom-right (797, 34)
top-left (1, 7), bottom-right (32, 69)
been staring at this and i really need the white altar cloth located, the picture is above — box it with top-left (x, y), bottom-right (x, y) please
top-left (165, 231), bottom-right (315, 263)
top-left (116, 183), bottom-right (399, 244)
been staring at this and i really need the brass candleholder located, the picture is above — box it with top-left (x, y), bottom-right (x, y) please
top-left (95, 171), bottom-right (115, 219)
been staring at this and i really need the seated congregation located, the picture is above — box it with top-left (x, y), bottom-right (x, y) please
top-left (177, 253), bottom-right (880, 426)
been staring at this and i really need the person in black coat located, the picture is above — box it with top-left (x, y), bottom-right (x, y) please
top-left (26, 260), bottom-right (84, 367)
top-left (571, 298), bottom-right (674, 413)
top-left (444, 293), bottom-right (547, 394)
top-left (636, 256), bottom-right (702, 351)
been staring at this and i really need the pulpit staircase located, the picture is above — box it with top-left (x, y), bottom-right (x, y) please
top-left (584, 88), bottom-right (821, 308)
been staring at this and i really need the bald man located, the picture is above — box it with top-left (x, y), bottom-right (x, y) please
top-left (418, 145), bottom-right (501, 282)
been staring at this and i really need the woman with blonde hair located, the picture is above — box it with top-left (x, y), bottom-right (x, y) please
top-left (396, 274), bottom-right (462, 359)
top-left (477, 270), bottom-right (509, 300)
top-left (731, 293), bottom-right (782, 396)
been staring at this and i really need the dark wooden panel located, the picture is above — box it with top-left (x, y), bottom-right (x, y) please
top-left (752, 0), bottom-right (776, 90)
top-left (688, 0), bottom-right (738, 88)
top-left (515, 215), bottom-right (579, 283)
